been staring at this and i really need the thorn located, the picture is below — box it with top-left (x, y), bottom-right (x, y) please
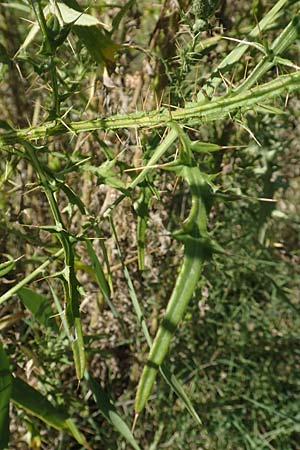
top-left (131, 412), bottom-right (139, 433)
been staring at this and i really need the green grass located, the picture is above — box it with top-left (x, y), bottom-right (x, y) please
top-left (0, 0), bottom-right (300, 448)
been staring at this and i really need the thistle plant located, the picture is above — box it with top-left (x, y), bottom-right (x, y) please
top-left (0, 0), bottom-right (299, 449)
top-left (193, 0), bottom-right (221, 20)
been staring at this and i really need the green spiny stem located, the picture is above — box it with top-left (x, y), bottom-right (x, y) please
top-left (23, 141), bottom-right (85, 379)
top-left (30, 0), bottom-right (52, 53)
top-left (1, 71), bottom-right (300, 147)
top-left (197, 0), bottom-right (290, 101)
top-left (233, 13), bottom-right (300, 95)
top-left (30, 0), bottom-right (60, 115)
top-left (24, 143), bottom-right (77, 321)
top-left (134, 161), bottom-right (211, 413)
top-left (0, 127), bottom-right (178, 308)
top-left (172, 71), bottom-right (300, 121)
top-left (134, 243), bottom-right (204, 413)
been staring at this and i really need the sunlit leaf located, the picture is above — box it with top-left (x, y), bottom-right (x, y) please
top-left (11, 377), bottom-right (89, 447)
top-left (71, 317), bottom-right (86, 380)
top-left (57, 2), bottom-right (101, 26)
top-left (61, 0), bottom-right (120, 64)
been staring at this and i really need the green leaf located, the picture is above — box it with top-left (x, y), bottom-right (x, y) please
top-left (111, 0), bottom-right (136, 34)
top-left (57, 2), bottom-right (101, 26)
top-left (85, 239), bottom-right (119, 317)
top-left (197, 0), bottom-right (290, 101)
top-left (110, 217), bottom-right (203, 425)
top-left (190, 141), bottom-right (221, 153)
top-left (71, 317), bottom-right (86, 381)
top-left (134, 185), bottom-right (152, 270)
top-left (83, 160), bottom-right (128, 193)
top-left (0, 43), bottom-right (10, 65)
top-left (1, 2), bottom-right (30, 12)
top-left (87, 373), bottom-right (141, 450)
top-left (17, 287), bottom-right (59, 332)
top-left (159, 364), bottom-right (202, 426)
top-left (75, 25), bottom-right (120, 64)
top-left (253, 104), bottom-right (286, 115)
top-left (59, 183), bottom-right (86, 214)
top-left (0, 257), bottom-right (15, 278)
top-left (15, 3), bottom-right (50, 54)
top-left (17, 0), bottom-right (119, 64)
top-left (11, 377), bottom-right (68, 429)
top-left (65, 418), bottom-right (91, 449)
top-left (61, 0), bottom-right (120, 64)
top-left (0, 344), bottom-right (12, 450)
top-left (11, 377), bottom-right (89, 447)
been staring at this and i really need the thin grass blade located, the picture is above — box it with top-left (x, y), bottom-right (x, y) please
top-left (86, 372), bottom-right (141, 450)
top-left (85, 239), bottom-right (118, 316)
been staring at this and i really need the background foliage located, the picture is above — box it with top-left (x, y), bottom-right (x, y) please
top-left (0, 0), bottom-right (300, 449)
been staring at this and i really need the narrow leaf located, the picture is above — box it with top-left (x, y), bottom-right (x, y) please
top-left (0, 344), bottom-right (12, 450)
top-left (15, 4), bottom-right (50, 54)
top-left (190, 141), bottom-right (221, 153)
top-left (11, 377), bottom-right (68, 429)
top-left (87, 373), bottom-right (141, 450)
top-left (17, 287), bottom-right (59, 332)
top-left (11, 377), bottom-right (88, 447)
top-left (65, 418), bottom-right (92, 450)
top-left (197, 0), bottom-right (290, 101)
top-left (0, 258), bottom-right (15, 277)
top-left (111, 0), bottom-right (136, 34)
top-left (83, 160), bottom-right (128, 193)
top-left (85, 239), bottom-right (119, 316)
top-left (60, 183), bottom-right (86, 214)
top-left (134, 185), bottom-right (152, 270)
top-left (71, 317), bottom-right (86, 380)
